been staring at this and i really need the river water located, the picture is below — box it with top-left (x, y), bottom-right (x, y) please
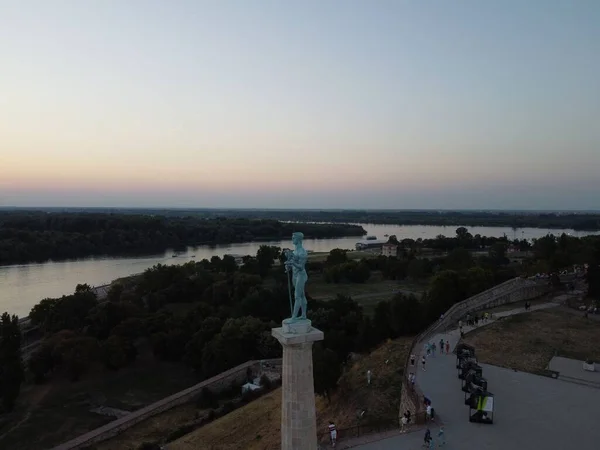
top-left (1, 224), bottom-right (597, 317)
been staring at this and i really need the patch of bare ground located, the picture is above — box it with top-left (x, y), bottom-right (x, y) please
top-left (168, 338), bottom-right (411, 450)
top-left (463, 308), bottom-right (600, 374)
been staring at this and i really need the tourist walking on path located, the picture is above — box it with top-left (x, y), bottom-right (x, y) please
top-left (431, 342), bottom-right (436, 357)
top-left (428, 437), bottom-right (436, 450)
top-left (445, 340), bottom-right (450, 354)
top-left (422, 355), bottom-right (427, 371)
top-left (439, 338), bottom-right (444, 354)
top-left (410, 353), bottom-right (416, 367)
top-left (423, 428), bottom-right (431, 448)
top-left (401, 414), bottom-right (408, 433)
top-left (409, 372), bottom-right (416, 389)
top-left (328, 422), bottom-right (337, 447)
top-left (438, 426), bottom-right (446, 447)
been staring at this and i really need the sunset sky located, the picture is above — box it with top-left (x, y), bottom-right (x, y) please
top-left (1, 1), bottom-right (599, 210)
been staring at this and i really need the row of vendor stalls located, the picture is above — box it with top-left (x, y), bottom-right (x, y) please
top-left (456, 343), bottom-right (495, 424)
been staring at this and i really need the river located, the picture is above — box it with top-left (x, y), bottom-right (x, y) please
top-left (1, 223), bottom-right (597, 317)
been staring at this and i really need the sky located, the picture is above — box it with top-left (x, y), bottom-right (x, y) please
top-left (1, 1), bottom-right (599, 210)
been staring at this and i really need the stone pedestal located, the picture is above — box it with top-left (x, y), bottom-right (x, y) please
top-left (272, 320), bottom-right (324, 450)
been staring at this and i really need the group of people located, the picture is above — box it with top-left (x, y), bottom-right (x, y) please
top-left (458, 312), bottom-right (491, 338)
top-left (407, 338), bottom-right (451, 379)
top-left (327, 337), bottom-right (454, 447)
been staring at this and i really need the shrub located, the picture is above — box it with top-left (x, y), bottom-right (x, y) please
top-left (196, 386), bottom-right (219, 409)
top-left (259, 373), bottom-right (272, 390)
top-left (207, 409), bottom-right (217, 421)
top-left (138, 443), bottom-right (161, 450)
top-left (166, 424), bottom-right (196, 442)
top-left (222, 401), bottom-right (234, 414)
top-left (241, 388), bottom-right (261, 403)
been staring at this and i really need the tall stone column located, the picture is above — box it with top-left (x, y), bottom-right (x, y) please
top-left (272, 320), bottom-right (324, 450)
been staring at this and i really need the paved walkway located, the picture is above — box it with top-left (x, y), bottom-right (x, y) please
top-left (354, 298), bottom-right (600, 449)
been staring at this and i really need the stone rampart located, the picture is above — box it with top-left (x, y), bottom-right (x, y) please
top-left (51, 358), bottom-right (282, 450)
top-left (399, 277), bottom-right (551, 422)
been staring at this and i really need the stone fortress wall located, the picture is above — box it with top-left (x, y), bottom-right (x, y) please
top-left (399, 277), bottom-right (553, 422)
top-left (51, 358), bottom-right (282, 450)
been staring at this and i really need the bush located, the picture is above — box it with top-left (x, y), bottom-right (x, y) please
top-left (259, 373), bottom-right (272, 390)
top-left (241, 388), bottom-right (261, 403)
top-left (166, 423), bottom-right (196, 442)
top-left (196, 387), bottom-right (219, 409)
top-left (138, 443), bottom-right (161, 450)
top-left (207, 409), bottom-right (217, 421)
top-left (222, 401), bottom-right (235, 414)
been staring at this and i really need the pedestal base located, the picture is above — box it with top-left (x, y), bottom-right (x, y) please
top-left (281, 318), bottom-right (313, 334)
top-left (272, 325), bottom-right (324, 450)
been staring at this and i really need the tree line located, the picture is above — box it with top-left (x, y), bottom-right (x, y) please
top-left (0, 211), bottom-right (365, 265)
top-left (6, 207), bottom-right (600, 230)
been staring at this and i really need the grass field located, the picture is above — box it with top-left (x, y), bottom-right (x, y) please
top-left (96, 403), bottom-right (201, 450)
top-left (168, 338), bottom-right (412, 450)
top-left (306, 250), bottom-right (378, 263)
top-left (308, 271), bottom-right (427, 300)
top-left (0, 346), bottom-right (200, 450)
top-left (464, 308), bottom-right (600, 374)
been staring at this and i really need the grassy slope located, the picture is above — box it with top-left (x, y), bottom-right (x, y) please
top-left (464, 308), bottom-right (600, 373)
top-left (96, 403), bottom-right (201, 450)
top-left (0, 347), bottom-right (199, 450)
top-left (169, 338), bottom-right (412, 450)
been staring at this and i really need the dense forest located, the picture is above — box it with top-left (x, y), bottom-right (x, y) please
top-left (195, 209), bottom-right (600, 230)
top-left (0, 212), bottom-right (365, 265)
top-left (6, 208), bottom-right (600, 231)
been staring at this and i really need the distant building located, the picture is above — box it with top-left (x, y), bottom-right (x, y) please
top-left (355, 239), bottom-right (387, 250)
top-left (381, 242), bottom-right (399, 257)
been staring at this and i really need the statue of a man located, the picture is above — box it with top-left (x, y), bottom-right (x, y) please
top-left (284, 232), bottom-right (308, 321)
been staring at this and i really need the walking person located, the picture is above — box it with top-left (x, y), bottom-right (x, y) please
top-left (428, 436), bottom-right (435, 450)
top-left (439, 338), bottom-right (444, 354)
top-left (410, 353), bottom-right (416, 367)
top-left (423, 428), bottom-right (431, 448)
top-left (426, 403), bottom-right (432, 422)
top-left (438, 426), bottom-right (446, 447)
top-left (328, 421), bottom-right (337, 447)
top-left (401, 414), bottom-right (408, 433)
top-left (445, 340), bottom-right (450, 354)
top-left (422, 355), bottom-right (427, 372)
top-left (431, 342), bottom-right (436, 357)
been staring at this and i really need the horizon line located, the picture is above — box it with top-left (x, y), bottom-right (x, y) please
top-left (1, 206), bottom-right (599, 214)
